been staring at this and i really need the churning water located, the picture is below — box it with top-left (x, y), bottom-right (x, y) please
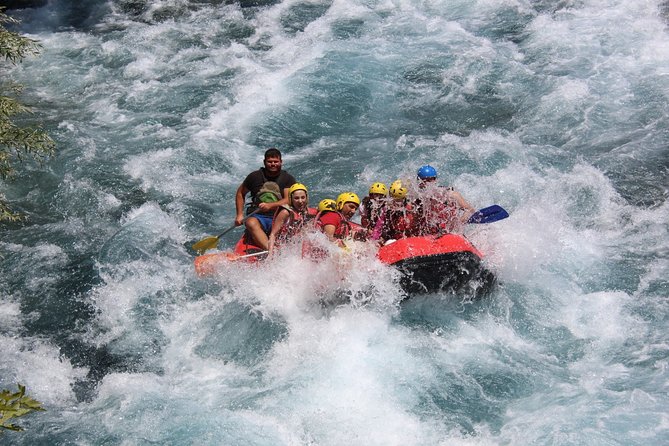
top-left (1, 0), bottom-right (668, 444)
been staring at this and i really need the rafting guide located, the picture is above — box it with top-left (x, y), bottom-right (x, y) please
top-left (234, 148), bottom-right (296, 251)
top-left (413, 165), bottom-right (477, 235)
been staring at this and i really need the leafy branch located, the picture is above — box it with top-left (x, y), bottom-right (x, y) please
top-left (0, 8), bottom-right (56, 221)
top-left (0, 384), bottom-right (45, 432)
top-left (0, 12), bottom-right (40, 63)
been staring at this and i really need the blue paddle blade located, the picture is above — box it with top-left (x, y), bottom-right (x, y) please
top-left (467, 205), bottom-right (509, 224)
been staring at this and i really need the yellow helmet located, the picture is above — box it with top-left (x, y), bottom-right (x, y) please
top-left (336, 192), bottom-right (361, 211)
top-left (318, 198), bottom-right (336, 213)
top-left (368, 182), bottom-right (388, 196)
top-left (288, 182), bottom-right (308, 197)
top-left (389, 180), bottom-right (407, 199)
top-left (288, 183), bottom-right (308, 206)
top-left (288, 183), bottom-right (309, 200)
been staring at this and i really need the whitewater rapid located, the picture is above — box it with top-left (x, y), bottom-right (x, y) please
top-left (1, 0), bottom-right (668, 444)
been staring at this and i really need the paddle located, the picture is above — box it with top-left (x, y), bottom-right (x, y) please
top-left (230, 250), bottom-right (268, 261)
top-left (192, 210), bottom-right (259, 254)
top-left (467, 205), bottom-right (509, 224)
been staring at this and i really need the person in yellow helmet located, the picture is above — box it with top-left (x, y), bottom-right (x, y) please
top-left (301, 198), bottom-right (338, 260)
top-left (317, 198), bottom-right (337, 213)
top-left (371, 180), bottom-right (419, 242)
top-left (359, 182), bottom-right (388, 230)
top-left (316, 192), bottom-right (360, 240)
top-left (268, 183), bottom-right (318, 253)
top-left (389, 180), bottom-right (407, 200)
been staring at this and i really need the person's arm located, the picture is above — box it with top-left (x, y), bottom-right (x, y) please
top-left (235, 183), bottom-right (249, 225)
top-left (351, 227), bottom-right (369, 241)
top-left (258, 187), bottom-right (290, 213)
top-left (449, 190), bottom-right (475, 221)
top-left (317, 212), bottom-right (341, 241)
top-left (268, 209), bottom-right (289, 253)
top-left (370, 211), bottom-right (385, 241)
top-left (322, 224), bottom-right (336, 240)
top-left (280, 186), bottom-right (291, 207)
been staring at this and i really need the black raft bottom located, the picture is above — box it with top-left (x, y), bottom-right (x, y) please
top-left (392, 251), bottom-right (496, 297)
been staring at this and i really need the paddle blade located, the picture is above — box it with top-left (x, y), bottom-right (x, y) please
top-left (467, 205), bottom-right (509, 224)
top-left (191, 235), bottom-right (220, 254)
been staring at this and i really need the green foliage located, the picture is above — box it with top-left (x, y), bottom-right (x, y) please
top-left (0, 198), bottom-right (21, 222)
top-left (0, 11), bottom-right (40, 63)
top-left (1, 8), bottom-right (56, 221)
top-left (0, 384), bottom-right (45, 432)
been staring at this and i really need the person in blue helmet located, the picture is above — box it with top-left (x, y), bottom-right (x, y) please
top-left (414, 164), bottom-right (476, 234)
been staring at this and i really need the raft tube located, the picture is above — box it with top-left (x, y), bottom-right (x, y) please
top-left (377, 234), bottom-right (496, 296)
top-left (194, 235), bottom-right (265, 276)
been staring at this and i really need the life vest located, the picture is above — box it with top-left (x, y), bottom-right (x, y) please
top-left (275, 205), bottom-right (318, 240)
top-left (247, 170), bottom-right (291, 213)
top-left (314, 210), bottom-right (352, 239)
top-left (377, 201), bottom-right (419, 241)
top-left (360, 196), bottom-right (385, 229)
top-left (414, 187), bottom-right (461, 235)
top-left (435, 202), bottom-right (459, 233)
top-left (427, 196), bottom-right (460, 234)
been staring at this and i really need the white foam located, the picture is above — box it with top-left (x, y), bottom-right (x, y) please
top-left (0, 335), bottom-right (86, 406)
top-left (0, 292), bottom-right (86, 406)
top-left (0, 299), bottom-right (22, 333)
top-left (4, 0), bottom-right (668, 443)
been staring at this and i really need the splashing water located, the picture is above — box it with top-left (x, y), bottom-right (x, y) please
top-left (1, 0), bottom-right (668, 444)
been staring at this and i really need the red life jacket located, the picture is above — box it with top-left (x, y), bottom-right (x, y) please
top-left (380, 201), bottom-right (419, 241)
top-left (275, 205), bottom-right (318, 241)
top-left (360, 196), bottom-right (386, 230)
top-left (414, 187), bottom-right (460, 235)
top-left (424, 198), bottom-right (459, 234)
top-left (314, 210), bottom-right (351, 239)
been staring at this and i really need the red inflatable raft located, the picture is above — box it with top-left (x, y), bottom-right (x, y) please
top-left (195, 232), bottom-right (495, 296)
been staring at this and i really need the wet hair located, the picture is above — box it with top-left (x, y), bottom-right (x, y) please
top-left (264, 147), bottom-right (282, 160)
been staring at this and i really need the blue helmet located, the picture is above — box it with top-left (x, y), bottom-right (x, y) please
top-left (417, 165), bottom-right (437, 179)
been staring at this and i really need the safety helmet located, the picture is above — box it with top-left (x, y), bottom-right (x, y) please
top-left (389, 180), bottom-right (407, 199)
top-left (368, 182), bottom-right (388, 196)
top-left (288, 183), bottom-right (308, 207)
top-left (288, 182), bottom-right (308, 197)
top-left (318, 198), bottom-right (336, 213)
top-left (336, 192), bottom-right (361, 211)
top-left (417, 165), bottom-right (437, 179)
